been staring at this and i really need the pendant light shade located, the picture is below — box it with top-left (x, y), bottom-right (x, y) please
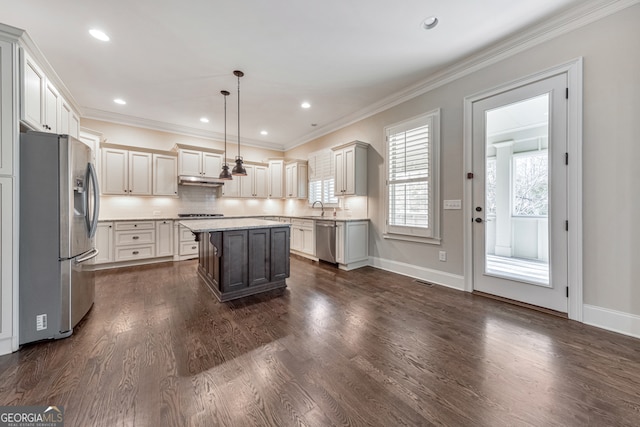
top-left (231, 70), bottom-right (247, 176)
top-left (219, 90), bottom-right (233, 180)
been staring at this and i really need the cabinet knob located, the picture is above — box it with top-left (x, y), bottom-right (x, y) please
top-left (134, 224), bottom-right (137, 227)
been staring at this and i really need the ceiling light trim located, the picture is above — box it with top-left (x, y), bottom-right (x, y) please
top-left (284, 0), bottom-right (637, 150)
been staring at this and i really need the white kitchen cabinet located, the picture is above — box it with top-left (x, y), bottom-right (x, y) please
top-left (21, 51), bottom-right (46, 131)
top-left (177, 148), bottom-right (222, 178)
top-left (69, 111), bottom-right (80, 140)
top-left (290, 218), bottom-right (314, 257)
top-left (59, 100), bottom-right (80, 140)
top-left (178, 224), bottom-right (199, 258)
top-left (114, 221), bottom-right (156, 262)
top-left (94, 222), bottom-right (114, 264)
top-left (220, 169), bottom-right (239, 197)
top-left (155, 220), bottom-right (174, 257)
top-left (285, 160), bottom-right (308, 199)
top-left (333, 141), bottom-right (368, 196)
top-left (44, 80), bottom-right (60, 134)
top-left (102, 148), bottom-right (152, 196)
top-left (336, 220), bottom-right (369, 270)
top-left (268, 159), bottom-right (284, 198)
top-left (239, 164), bottom-right (268, 198)
top-left (0, 177), bottom-right (15, 352)
top-left (0, 40), bottom-right (13, 176)
top-left (20, 50), bottom-right (79, 136)
top-left (153, 154), bottom-right (178, 196)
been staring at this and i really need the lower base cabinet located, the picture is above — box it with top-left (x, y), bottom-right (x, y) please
top-left (93, 220), bottom-right (173, 266)
top-left (197, 226), bottom-right (290, 301)
top-left (336, 220), bottom-right (368, 270)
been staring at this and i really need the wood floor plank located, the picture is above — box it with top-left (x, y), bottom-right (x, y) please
top-left (1, 258), bottom-right (639, 426)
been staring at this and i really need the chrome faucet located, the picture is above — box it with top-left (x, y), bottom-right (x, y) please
top-left (312, 200), bottom-right (325, 216)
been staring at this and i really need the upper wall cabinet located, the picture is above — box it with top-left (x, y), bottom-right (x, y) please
top-left (177, 147), bottom-right (223, 179)
top-left (285, 160), bottom-right (308, 199)
top-left (333, 141), bottom-right (368, 197)
top-left (221, 162), bottom-right (268, 198)
top-left (153, 153), bottom-right (178, 196)
top-left (20, 50), bottom-right (80, 139)
top-left (102, 147), bottom-right (152, 196)
top-left (268, 159), bottom-right (284, 199)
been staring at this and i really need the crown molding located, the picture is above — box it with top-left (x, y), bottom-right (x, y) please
top-left (82, 107), bottom-right (286, 152)
top-left (283, 0), bottom-right (639, 151)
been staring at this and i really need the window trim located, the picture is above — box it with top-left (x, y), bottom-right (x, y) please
top-left (383, 109), bottom-right (441, 244)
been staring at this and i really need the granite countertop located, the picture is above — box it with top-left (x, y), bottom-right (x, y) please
top-left (179, 218), bottom-right (289, 232)
top-left (99, 214), bottom-right (369, 223)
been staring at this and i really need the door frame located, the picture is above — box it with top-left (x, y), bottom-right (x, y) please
top-left (463, 58), bottom-right (583, 321)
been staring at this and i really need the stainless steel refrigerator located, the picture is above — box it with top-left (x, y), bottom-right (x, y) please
top-left (19, 131), bottom-right (100, 345)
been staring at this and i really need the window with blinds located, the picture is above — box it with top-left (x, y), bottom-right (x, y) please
top-left (385, 110), bottom-right (440, 240)
top-left (308, 149), bottom-right (339, 206)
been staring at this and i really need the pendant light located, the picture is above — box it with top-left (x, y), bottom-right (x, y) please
top-left (219, 90), bottom-right (233, 180)
top-left (231, 70), bottom-right (247, 176)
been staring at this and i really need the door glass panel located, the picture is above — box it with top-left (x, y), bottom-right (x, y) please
top-left (484, 93), bottom-right (550, 286)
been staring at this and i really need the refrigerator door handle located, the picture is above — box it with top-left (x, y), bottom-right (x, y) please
top-left (75, 248), bottom-right (99, 264)
top-left (86, 162), bottom-right (100, 238)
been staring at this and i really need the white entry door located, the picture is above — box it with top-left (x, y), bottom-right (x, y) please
top-left (472, 73), bottom-right (568, 313)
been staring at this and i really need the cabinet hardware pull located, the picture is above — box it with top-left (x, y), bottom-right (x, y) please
top-left (132, 251), bottom-right (139, 255)
top-left (132, 236), bottom-right (139, 239)
top-left (192, 246), bottom-right (197, 249)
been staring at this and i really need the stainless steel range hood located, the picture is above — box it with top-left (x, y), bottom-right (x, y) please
top-left (178, 175), bottom-right (225, 187)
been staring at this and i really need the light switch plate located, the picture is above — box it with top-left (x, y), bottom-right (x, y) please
top-left (443, 200), bottom-right (462, 210)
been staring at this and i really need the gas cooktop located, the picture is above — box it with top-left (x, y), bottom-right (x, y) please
top-left (177, 213), bottom-right (224, 218)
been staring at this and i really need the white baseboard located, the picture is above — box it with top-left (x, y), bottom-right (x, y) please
top-left (368, 257), bottom-right (465, 291)
top-left (583, 304), bottom-right (640, 339)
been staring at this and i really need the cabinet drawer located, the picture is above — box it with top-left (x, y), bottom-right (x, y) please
top-left (180, 241), bottom-right (199, 255)
top-left (115, 244), bottom-right (155, 261)
top-left (115, 229), bottom-right (155, 246)
top-left (291, 219), bottom-right (314, 229)
top-left (180, 227), bottom-right (197, 242)
top-left (115, 221), bottom-right (155, 231)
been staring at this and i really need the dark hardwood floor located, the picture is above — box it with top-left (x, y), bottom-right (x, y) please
top-left (1, 257), bottom-right (639, 426)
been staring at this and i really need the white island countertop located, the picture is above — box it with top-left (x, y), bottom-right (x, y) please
top-left (179, 218), bottom-right (290, 233)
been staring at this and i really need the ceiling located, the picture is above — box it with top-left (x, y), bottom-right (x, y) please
top-left (1, 0), bottom-right (587, 150)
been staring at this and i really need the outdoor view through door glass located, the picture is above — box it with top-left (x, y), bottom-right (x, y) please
top-left (485, 93), bottom-right (550, 286)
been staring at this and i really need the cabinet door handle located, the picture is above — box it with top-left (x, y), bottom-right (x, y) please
top-left (192, 246), bottom-right (197, 249)
top-left (132, 236), bottom-right (139, 240)
top-left (132, 251), bottom-right (139, 255)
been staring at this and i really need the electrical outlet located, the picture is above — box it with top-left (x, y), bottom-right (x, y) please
top-left (439, 251), bottom-right (447, 262)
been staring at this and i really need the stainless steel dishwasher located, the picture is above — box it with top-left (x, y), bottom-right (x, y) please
top-left (315, 220), bottom-right (336, 263)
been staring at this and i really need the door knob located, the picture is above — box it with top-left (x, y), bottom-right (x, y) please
top-left (474, 218), bottom-right (483, 223)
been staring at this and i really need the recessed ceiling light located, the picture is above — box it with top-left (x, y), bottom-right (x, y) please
top-left (89, 29), bottom-right (110, 41)
top-left (421, 16), bottom-right (439, 30)
top-left (301, 102), bottom-right (311, 109)
top-left (113, 98), bottom-right (126, 105)
top-left (260, 130), bottom-right (268, 135)
top-left (200, 117), bottom-right (210, 123)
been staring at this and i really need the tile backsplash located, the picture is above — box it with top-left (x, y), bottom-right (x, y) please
top-left (99, 185), bottom-right (284, 219)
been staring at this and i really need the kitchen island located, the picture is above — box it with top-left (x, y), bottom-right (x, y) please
top-left (179, 218), bottom-right (290, 302)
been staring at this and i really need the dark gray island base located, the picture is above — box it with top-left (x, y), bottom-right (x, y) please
top-left (181, 219), bottom-right (290, 302)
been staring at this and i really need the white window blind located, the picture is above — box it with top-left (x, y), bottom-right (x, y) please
top-left (308, 149), bottom-right (338, 206)
top-left (385, 110), bottom-right (440, 240)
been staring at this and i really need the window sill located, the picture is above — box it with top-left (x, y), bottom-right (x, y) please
top-left (383, 233), bottom-right (441, 245)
